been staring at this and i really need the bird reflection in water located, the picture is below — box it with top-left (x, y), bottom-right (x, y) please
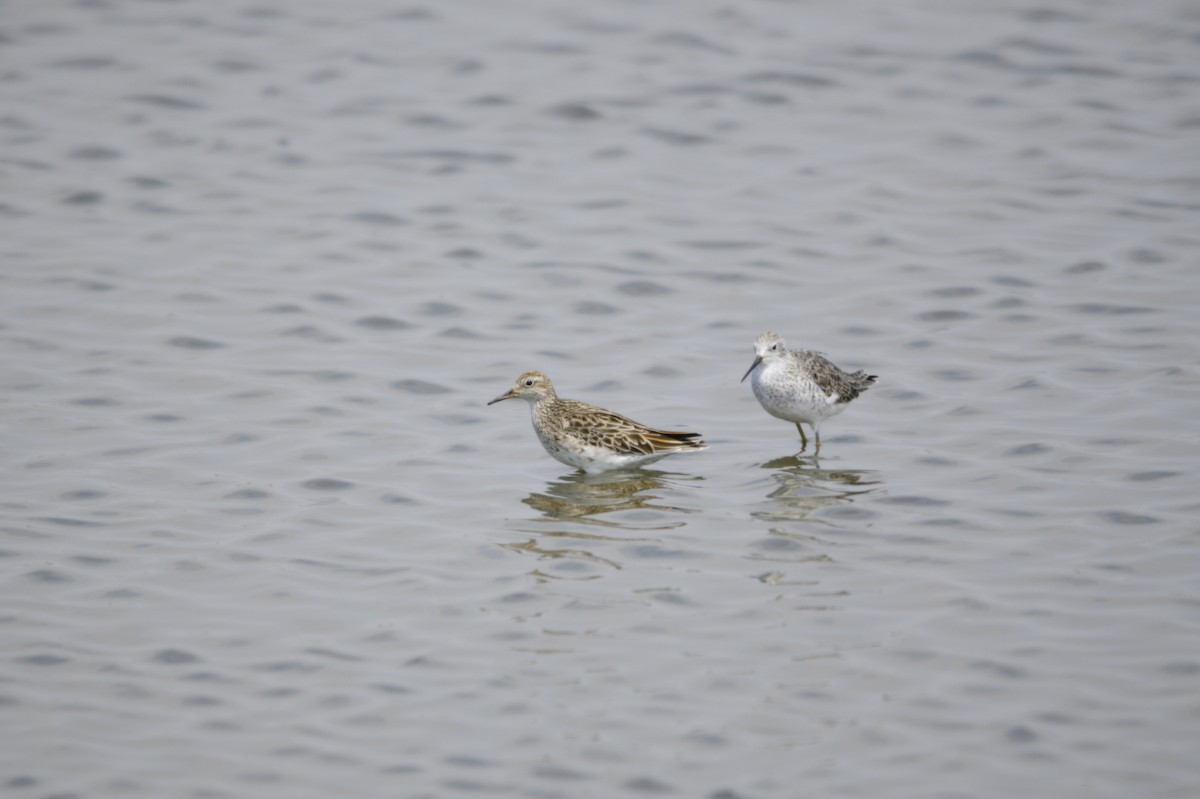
top-left (753, 454), bottom-right (880, 525)
top-left (523, 469), bottom-right (695, 529)
top-left (746, 456), bottom-right (881, 577)
top-left (504, 469), bottom-right (699, 579)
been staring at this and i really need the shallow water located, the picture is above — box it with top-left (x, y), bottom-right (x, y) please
top-left (2, 1), bottom-right (1199, 797)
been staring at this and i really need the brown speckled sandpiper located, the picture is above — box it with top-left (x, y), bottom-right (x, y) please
top-left (488, 371), bottom-right (707, 474)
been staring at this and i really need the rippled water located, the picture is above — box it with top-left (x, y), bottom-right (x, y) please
top-left (3, 1), bottom-right (1198, 797)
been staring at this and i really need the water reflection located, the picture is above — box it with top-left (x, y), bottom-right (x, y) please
top-left (503, 470), bottom-right (699, 578)
top-left (522, 470), bottom-right (695, 531)
top-left (502, 536), bottom-right (623, 576)
top-left (752, 454), bottom-right (881, 524)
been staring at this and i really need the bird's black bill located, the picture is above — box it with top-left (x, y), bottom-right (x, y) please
top-left (740, 356), bottom-right (763, 383)
top-left (486, 392), bottom-right (512, 406)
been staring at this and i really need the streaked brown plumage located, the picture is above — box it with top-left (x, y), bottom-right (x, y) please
top-left (488, 371), bottom-right (706, 473)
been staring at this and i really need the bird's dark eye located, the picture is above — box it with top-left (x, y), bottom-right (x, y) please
top-left (524, 379), bottom-right (534, 386)
top-left (770, 344), bottom-right (778, 351)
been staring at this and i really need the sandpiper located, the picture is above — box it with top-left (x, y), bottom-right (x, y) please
top-left (488, 371), bottom-right (707, 474)
top-left (741, 332), bottom-right (876, 455)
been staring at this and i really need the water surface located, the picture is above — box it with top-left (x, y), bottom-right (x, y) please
top-left (2, 1), bottom-right (1198, 797)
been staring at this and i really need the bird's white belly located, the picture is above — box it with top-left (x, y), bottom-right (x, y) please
top-left (537, 428), bottom-right (663, 473)
top-left (751, 369), bottom-right (844, 425)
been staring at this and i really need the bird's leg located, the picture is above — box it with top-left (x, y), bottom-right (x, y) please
top-left (812, 428), bottom-right (822, 457)
top-left (795, 423), bottom-right (808, 451)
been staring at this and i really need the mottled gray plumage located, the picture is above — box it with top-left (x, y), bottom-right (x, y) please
top-left (488, 371), bottom-right (706, 473)
top-left (741, 331), bottom-right (876, 455)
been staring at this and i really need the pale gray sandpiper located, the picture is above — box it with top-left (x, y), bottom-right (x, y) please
top-left (488, 371), bottom-right (707, 474)
top-left (741, 331), bottom-right (877, 456)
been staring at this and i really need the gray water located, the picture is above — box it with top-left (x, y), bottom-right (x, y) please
top-left (2, 1), bottom-right (1198, 797)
